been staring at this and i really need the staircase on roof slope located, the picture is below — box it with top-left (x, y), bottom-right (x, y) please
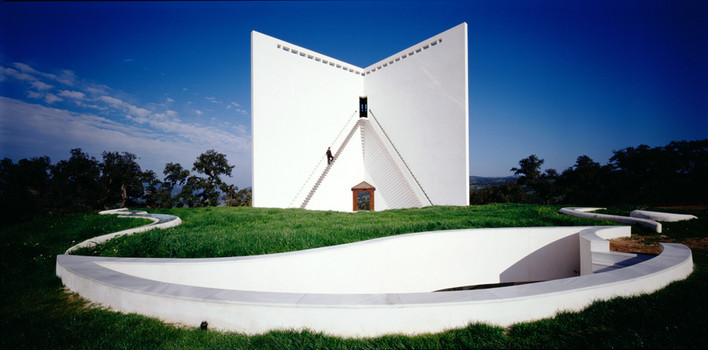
top-left (300, 119), bottom-right (362, 209)
top-left (293, 109), bottom-right (433, 210)
top-left (289, 111), bottom-right (359, 208)
top-left (361, 120), bottom-right (423, 209)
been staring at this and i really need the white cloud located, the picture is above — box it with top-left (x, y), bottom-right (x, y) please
top-left (3, 67), bottom-right (35, 82)
top-left (12, 62), bottom-right (71, 85)
top-left (84, 85), bottom-right (109, 96)
top-left (0, 97), bottom-right (252, 186)
top-left (98, 95), bottom-right (150, 119)
top-left (98, 95), bottom-right (124, 107)
top-left (2, 63), bottom-right (76, 93)
top-left (30, 81), bottom-right (53, 90)
top-left (226, 101), bottom-right (249, 116)
top-left (126, 105), bottom-right (151, 119)
top-left (44, 93), bottom-right (62, 104)
top-left (12, 62), bottom-right (39, 74)
top-left (25, 90), bottom-right (62, 104)
top-left (57, 70), bottom-right (76, 86)
top-left (1, 63), bottom-right (253, 185)
top-left (58, 90), bottom-right (86, 99)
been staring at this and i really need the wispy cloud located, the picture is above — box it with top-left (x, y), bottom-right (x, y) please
top-left (0, 62), bottom-right (253, 186)
top-left (26, 90), bottom-right (63, 104)
top-left (0, 96), bottom-right (252, 186)
top-left (2, 66), bottom-right (35, 82)
top-left (44, 93), bottom-right (62, 104)
top-left (10, 62), bottom-right (75, 86)
top-left (227, 101), bottom-right (250, 116)
top-left (58, 90), bottom-right (86, 99)
top-left (57, 70), bottom-right (76, 86)
top-left (30, 81), bottom-right (53, 90)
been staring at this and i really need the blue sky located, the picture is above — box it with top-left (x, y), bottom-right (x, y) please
top-left (1, 1), bottom-right (706, 188)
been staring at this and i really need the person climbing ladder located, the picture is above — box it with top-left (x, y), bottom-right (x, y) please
top-left (326, 147), bottom-right (334, 165)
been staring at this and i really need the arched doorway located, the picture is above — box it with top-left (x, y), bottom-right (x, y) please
top-left (352, 181), bottom-right (375, 211)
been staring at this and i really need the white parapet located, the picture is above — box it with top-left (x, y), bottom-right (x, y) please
top-left (559, 207), bottom-right (663, 233)
top-left (630, 210), bottom-right (698, 222)
top-left (57, 212), bottom-right (693, 337)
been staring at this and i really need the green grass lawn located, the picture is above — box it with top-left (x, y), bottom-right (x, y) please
top-left (72, 204), bottom-right (617, 258)
top-left (2, 204), bottom-right (706, 349)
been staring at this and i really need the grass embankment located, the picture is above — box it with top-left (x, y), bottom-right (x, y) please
top-left (74, 204), bottom-right (611, 258)
top-left (1, 204), bottom-right (706, 349)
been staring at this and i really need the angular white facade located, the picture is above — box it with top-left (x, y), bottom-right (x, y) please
top-left (252, 23), bottom-right (469, 211)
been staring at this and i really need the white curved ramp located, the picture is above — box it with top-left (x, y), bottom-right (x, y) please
top-left (65, 209), bottom-right (182, 254)
top-left (56, 212), bottom-right (693, 337)
top-left (559, 207), bottom-right (663, 233)
top-left (630, 210), bottom-right (697, 222)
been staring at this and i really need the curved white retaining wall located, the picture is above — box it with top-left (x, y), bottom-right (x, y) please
top-left (56, 212), bottom-right (693, 337)
top-left (559, 207), bottom-right (663, 233)
top-left (93, 226), bottom-right (587, 294)
top-left (630, 210), bottom-right (697, 222)
top-left (65, 208), bottom-right (182, 254)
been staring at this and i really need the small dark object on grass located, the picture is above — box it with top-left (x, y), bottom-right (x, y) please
top-left (200, 321), bottom-right (208, 330)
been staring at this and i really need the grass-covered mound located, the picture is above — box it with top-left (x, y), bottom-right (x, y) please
top-left (73, 204), bottom-right (616, 258)
top-left (2, 204), bottom-right (706, 349)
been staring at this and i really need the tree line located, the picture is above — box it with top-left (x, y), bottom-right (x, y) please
top-left (470, 139), bottom-right (708, 206)
top-left (0, 148), bottom-right (251, 224)
top-left (3, 139), bottom-right (705, 224)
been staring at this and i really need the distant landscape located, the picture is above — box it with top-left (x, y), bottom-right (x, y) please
top-left (469, 176), bottom-right (517, 191)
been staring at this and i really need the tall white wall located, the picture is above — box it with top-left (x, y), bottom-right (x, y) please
top-left (251, 31), bottom-right (364, 208)
top-left (363, 23), bottom-right (469, 206)
top-left (252, 24), bottom-right (469, 210)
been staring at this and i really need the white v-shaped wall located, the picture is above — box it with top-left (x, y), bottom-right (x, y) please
top-left (252, 23), bottom-right (469, 211)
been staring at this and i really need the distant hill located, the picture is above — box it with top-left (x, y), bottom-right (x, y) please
top-left (469, 176), bottom-right (517, 191)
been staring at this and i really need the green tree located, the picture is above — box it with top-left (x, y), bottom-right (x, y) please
top-left (51, 148), bottom-right (103, 211)
top-left (511, 155), bottom-right (556, 204)
top-left (536, 168), bottom-right (558, 205)
top-left (0, 156), bottom-right (53, 223)
top-left (142, 170), bottom-right (175, 209)
top-left (511, 155), bottom-right (544, 187)
top-left (469, 182), bottom-right (527, 204)
top-left (223, 187), bottom-right (252, 207)
top-left (192, 150), bottom-right (235, 207)
top-left (162, 162), bottom-right (196, 207)
top-left (100, 151), bottom-right (145, 208)
top-left (558, 155), bottom-right (607, 205)
top-left (608, 140), bottom-right (708, 204)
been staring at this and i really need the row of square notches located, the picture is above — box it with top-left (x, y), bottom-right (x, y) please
top-left (364, 38), bottom-right (442, 75)
top-left (275, 38), bottom-right (442, 77)
top-left (278, 44), bottom-right (365, 75)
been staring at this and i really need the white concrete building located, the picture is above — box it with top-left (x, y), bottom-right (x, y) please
top-left (252, 23), bottom-right (469, 211)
